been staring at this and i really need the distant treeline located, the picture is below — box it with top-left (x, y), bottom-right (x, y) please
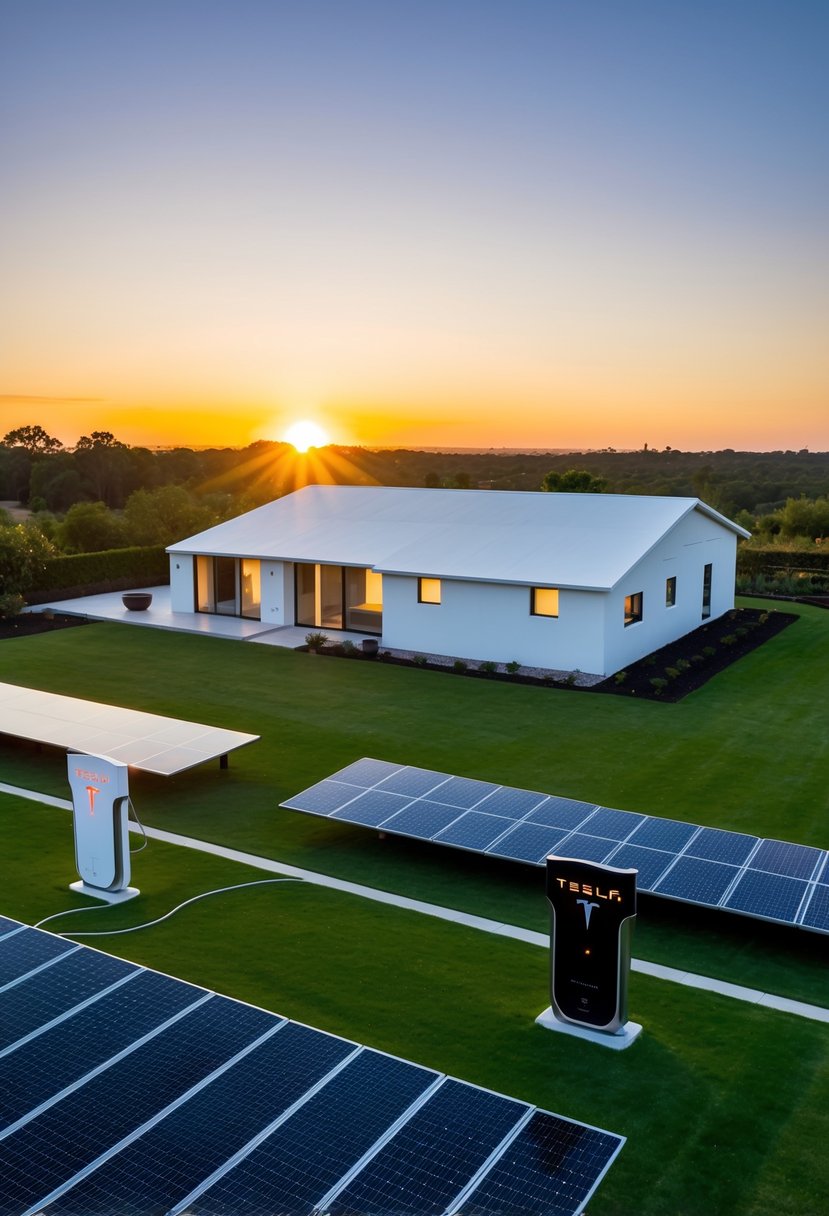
top-left (1, 427), bottom-right (827, 519)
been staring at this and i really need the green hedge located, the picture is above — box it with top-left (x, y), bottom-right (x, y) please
top-left (28, 545), bottom-right (169, 601)
top-left (737, 546), bottom-right (829, 577)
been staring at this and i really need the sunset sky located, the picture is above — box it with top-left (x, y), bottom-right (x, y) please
top-left (2, 1), bottom-right (827, 452)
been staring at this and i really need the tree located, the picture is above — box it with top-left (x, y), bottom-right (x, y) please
top-left (541, 468), bottom-right (608, 493)
top-left (75, 431), bottom-right (126, 450)
top-left (57, 501), bottom-right (127, 553)
top-left (122, 485), bottom-right (224, 546)
top-left (2, 425), bottom-right (62, 454)
top-left (0, 524), bottom-right (54, 615)
top-left (778, 496), bottom-right (829, 541)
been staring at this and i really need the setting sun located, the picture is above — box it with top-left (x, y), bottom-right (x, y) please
top-left (282, 420), bottom-right (330, 452)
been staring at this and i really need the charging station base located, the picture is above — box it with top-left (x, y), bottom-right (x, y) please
top-left (70, 881), bottom-right (140, 905)
top-left (535, 1007), bottom-right (642, 1050)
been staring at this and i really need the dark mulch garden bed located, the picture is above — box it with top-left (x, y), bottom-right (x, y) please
top-left (302, 607), bottom-right (798, 702)
top-left (0, 611), bottom-right (89, 640)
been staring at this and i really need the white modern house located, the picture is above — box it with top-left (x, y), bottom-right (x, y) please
top-left (166, 485), bottom-right (750, 678)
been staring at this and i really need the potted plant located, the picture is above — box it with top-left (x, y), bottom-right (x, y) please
top-left (305, 631), bottom-right (329, 653)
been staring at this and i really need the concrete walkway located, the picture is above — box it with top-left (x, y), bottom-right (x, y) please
top-left (5, 782), bottom-right (828, 1024)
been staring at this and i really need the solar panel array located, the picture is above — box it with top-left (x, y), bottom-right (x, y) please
top-left (0, 681), bottom-right (259, 775)
top-left (281, 759), bottom-right (829, 936)
top-left (0, 919), bottom-right (624, 1215)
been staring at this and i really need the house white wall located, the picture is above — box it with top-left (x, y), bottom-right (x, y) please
top-left (602, 512), bottom-right (738, 675)
top-left (380, 575), bottom-right (607, 674)
top-left (169, 554), bottom-right (194, 611)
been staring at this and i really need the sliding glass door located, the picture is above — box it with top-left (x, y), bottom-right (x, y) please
top-left (295, 564), bottom-right (382, 634)
top-left (195, 556), bottom-right (261, 620)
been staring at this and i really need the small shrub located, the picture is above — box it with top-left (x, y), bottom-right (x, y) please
top-left (759, 612), bottom-right (769, 624)
top-left (690, 653), bottom-right (705, 665)
top-left (341, 640), bottom-right (358, 656)
top-left (614, 670), bottom-right (628, 685)
top-left (505, 660), bottom-right (521, 674)
top-left (642, 655), bottom-right (656, 667)
top-left (675, 658), bottom-right (691, 672)
top-left (0, 592), bottom-right (25, 619)
top-left (735, 626), bottom-right (749, 637)
top-left (305, 631), bottom-right (329, 650)
top-left (479, 660), bottom-right (498, 675)
top-left (720, 633), bottom-right (737, 646)
top-left (702, 645), bottom-right (717, 657)
top-left (412, 653), bottom-right (428, 667)
top-left (453, 658), bottom-right (468, 674)
top-left (564, 671), bottom-right (578, 687)
top-left (649, 676), bottom-right (668, 695)
top-left (665, 666), bottom-right (680, 681)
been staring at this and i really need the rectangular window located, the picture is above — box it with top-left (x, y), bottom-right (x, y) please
top-left (531, 587), bottom-right (559, 617)
top-left (624, 592), bottom-right (643, 626)
top-left (702, 563), bottom-right (712, 619)
top-left (418, 577), bottom-right (441, 604)
top-left (240, 559), bottom-right (261, 619)
top-left (665, 576), bottom-right (676, 608)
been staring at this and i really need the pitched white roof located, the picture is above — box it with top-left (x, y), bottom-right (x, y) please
top-left (168, 485), bottom-right (748, 591)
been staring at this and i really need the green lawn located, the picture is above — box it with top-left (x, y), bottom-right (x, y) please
top-left (1, 597), bottom-right (827, 1214)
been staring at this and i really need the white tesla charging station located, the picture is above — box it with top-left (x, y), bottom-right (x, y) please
top-left (67, 754), bottom-right (139, 903)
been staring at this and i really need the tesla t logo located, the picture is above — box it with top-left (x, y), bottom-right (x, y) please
top-left (85, 785), bottom-right (100, 816)
top-left (576, 898), bottom-right (600, 928)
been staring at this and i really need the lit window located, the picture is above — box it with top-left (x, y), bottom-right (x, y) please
top-left (531, 587), bottom-right (559, 617)
top-left (418, 577), bottom-right (441, 604)
top-left (665, 576), bottom-right (676, 608)
top-left (624, 592), bottom-right (643, 626)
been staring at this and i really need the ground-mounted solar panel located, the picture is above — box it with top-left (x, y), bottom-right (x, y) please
top-left (434, 810), bottom-right (516, 851)
top-left (799, 883), bottom-right (829, 933)
top-left (0, 927), bottom-right (77, 989)
top-left (0, 916), bottom-right (21, 939)
top-left (0, 920), bottom-right (624, 1216)
top-left (280, 759), bottom-right (829, 936)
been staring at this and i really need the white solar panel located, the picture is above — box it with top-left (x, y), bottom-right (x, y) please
top-left (0, 682), bottom-right (259, 776)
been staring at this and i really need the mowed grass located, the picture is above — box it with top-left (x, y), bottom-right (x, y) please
top-left (2, 795), bottom-right (828, 1216)
top-left (0, 599), bottom-right (827, 1214)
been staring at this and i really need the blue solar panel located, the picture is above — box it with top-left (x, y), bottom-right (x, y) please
top-left (607, 844), bottom-right (675, 891)
top-left (281, 760), bottom-right (828, 936)
top-left (652, 857), bottom-right (740, 904)
top-left (0, 930), bottom-right (625, 1214)
top-left (282, 779), bottom-right (360, 814)
top-left (684, 827), bottom-right (759, 866)
top-left (330, 788), bottom-right (414, 827)
top-left (0, 916), bottom-right (21, 938)
top-left (332, 758), bottom-right (403, 786)
top-left (0, 995), bottom-right (277, 1212)
top-left (748, 839), bottom-right (824, 881)
top-left (0, 947), bottom-right (136, 1053)
top-left (186, 1050), bottom-right (438, 1216)
top-left (380, 802), bottom-right (464, 839)
top-left (434, 810), bottom-right (516, 851)
top-left (0, 970), bottom-right (207, 1134)
top-left (556, 833), bottom-right (619, 864)
top-left (376, 767), bottom-right (450, 797)
top-left (461, 1110), bottom-right (624, 1216)
top-left (0, 927), bottom-right (77, 989)
top-left (582, 807), bottom-right (645, 840)
top-left (472, 786), bottom-right (548, 819)
top-left (46, 1022), bottom-right (355, 1216)
top-left (799, 884), bottom-right (829, 932)
top-left (327, 1079), bottom-right (527, 1216)
top-left (487, 823), bottom-right (570, 864)
top-left (724, 871), bottom-right (809, 923)
top-left (628, 817), bottom-right (699, 853)
top-left (525, 797), bottom-right (596, 831)
top-left (428, 774), bottom-right (501, 809)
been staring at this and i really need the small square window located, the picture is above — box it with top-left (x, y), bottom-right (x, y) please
top-left (531, 587), bottom-right (559, 617)
top-left (418, 577), bottom-right (441, 604)
top-left (665, 576), bottom-right (676, 607)
top-left (624, 592), bottom-right (643, 626)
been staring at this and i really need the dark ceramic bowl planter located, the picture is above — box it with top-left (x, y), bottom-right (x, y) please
top-left (122, 592), bottom-right (153, 611)
top-left (361, 638), bottom-right (379, 656)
